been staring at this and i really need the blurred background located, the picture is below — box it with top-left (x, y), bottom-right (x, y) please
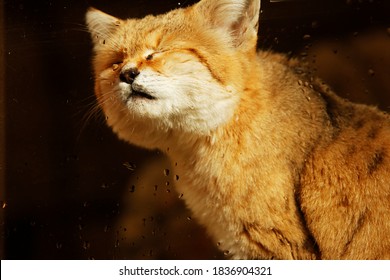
top-left (0, 0), bottom-right (389, 259)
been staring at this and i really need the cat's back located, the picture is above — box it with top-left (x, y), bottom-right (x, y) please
top-left (225, 49), bottom-right (390, 259)
top-left (298, 88), bottom-right (390, 259)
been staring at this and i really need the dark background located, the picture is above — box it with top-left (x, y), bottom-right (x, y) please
top-left (0, 0), bottom-right (389, 259)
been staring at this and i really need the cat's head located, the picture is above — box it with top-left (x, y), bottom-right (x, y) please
top-left (86, 0), bottom-right (261, 149)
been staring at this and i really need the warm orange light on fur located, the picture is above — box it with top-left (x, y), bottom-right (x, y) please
top-left (87, 0), bottom-right (390, 259)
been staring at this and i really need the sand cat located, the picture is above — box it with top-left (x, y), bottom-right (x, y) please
top-left (86, 0), bottom-right (390, 259)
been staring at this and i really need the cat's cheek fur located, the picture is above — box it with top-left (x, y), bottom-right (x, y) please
top-left (141, 57), bottom-right (240, 133)
top-left (95, 66), bottom-right (239, 150)
top-left (112, 66), bottom-right (239, 137)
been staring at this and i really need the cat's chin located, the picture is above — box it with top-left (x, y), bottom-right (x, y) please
top-left (117, 81), bottom-right (157, 103)
top-left (129, 90), bottom-right (156, 101)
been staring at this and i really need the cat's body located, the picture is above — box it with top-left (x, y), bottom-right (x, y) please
top-left (86, 0), bottom-right (390, 259)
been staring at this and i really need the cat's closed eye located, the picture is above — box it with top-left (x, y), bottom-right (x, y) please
top-left (112, 63), bottom-right (122, 71)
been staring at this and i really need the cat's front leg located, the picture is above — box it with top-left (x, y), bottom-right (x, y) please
top-left (237, 220), bottom-right (318, 260)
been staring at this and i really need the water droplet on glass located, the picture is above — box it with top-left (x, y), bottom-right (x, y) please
top-left (1, 201), bottom-right (7, 209)
top-left (123, 162), bottom-right (136, 171)
top-left (303, 34), bottom-right (311, 40)
top-left (311, 21), bottom-right (319, 29)
top-left (129, 185), bottom-right (136, 193)
top-left (104, 225), bottom-right (111, 233)
top-left (175, 175), bottom-right (180, 181)
top-left (187, 216), bottom-right (192, 221)
top-left (56, 242), bottom-right (63, 249)
top-left (115, 240), bottom-right (120, 248)
top-left (223, 250), bottom-right (230, 256)
top-left (164, 169), bottom-right (170, 176)
top-left (82, 241), bottom-right (90, 250)
top-left (101, 183), bottom-right (109, 189)
top-left (368, 69), bottom-right (375, 76)
top-left (178, 193), bottom-right (184, 199)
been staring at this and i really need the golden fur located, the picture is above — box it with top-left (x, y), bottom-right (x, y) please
top-left (86, 0), bottom-right (390, 259)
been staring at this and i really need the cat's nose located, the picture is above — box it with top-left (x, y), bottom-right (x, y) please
top-left (120, 67), bottom-right (140, 84)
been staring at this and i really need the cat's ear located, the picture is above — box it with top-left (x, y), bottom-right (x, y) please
top-left (86, 8), bottom-right (122, 46)
top-left (195, 0), bottom-right (261, 49)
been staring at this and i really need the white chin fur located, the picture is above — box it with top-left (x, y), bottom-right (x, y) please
top-left (99, 64), bottom-right (239, 139)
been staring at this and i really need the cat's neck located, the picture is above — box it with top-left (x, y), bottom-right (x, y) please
top-left (164, 59), bottom-right (334, 184)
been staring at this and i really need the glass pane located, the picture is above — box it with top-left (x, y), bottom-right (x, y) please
top-left (1, 0), bottom-right (389, 259)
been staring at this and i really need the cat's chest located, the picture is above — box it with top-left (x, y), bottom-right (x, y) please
top-left (171, 151), bottom-right (303, 258)
top-left (173, 162), bottom-right (250, 244)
